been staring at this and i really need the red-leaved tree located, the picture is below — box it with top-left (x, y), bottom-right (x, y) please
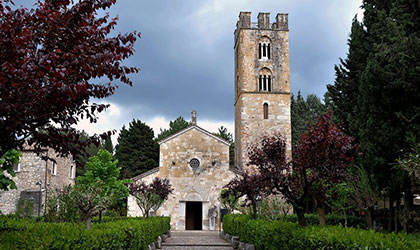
top-left (0, 0), bottom-right (140, 189)
top-left (248, 133), bottom-right (308, 225)
top-left (223, 170), bottom-right (270, 218)
top-left (294, 112), bottom-right (358, 225)
top-left (129, 177), bottom-right (173, 217)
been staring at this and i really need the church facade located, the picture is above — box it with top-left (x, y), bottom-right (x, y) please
top-left (127, 12), bottom-right (291, 231)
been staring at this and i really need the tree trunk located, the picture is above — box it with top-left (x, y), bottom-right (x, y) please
top-left (317, 206), bottom-right (327, 226)
top-left (395, 190), bottom-right (401, 232)
top-left (388, 192), bottom-right (394, 232)
top-left (295, 206), bottom-right (306, 226)
top-left (86, 217), bottom-right (92, 230)
top-left (252, 200), bottom-right (258, 219)
top-left (403, 187), bottom-right (414, 233)
top-left (99, 210), bottom-right (102, 224)
top-left (365, 209), bottom-right (373, 229)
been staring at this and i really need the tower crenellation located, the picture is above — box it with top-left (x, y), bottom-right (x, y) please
top-left (234, 11), bottom-right (292, 168)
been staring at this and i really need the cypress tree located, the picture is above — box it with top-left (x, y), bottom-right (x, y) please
top-left (115, 120), bottom-right (159, 178)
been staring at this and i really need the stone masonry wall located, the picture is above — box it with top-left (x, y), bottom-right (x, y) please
top-left (0, 147), bottom-right (75, 215)
top-left (128, 126), bottom-right (237, 231)
top-left (234, 12), bottom-right (292, 167)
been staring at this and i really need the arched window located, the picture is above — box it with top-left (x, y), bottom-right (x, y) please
top-left (263, 103), bottom-right (269, 119)
top-left (258, 37), bottom-right (271, 60)
top-left (258, 68), bottom-right (272, 92)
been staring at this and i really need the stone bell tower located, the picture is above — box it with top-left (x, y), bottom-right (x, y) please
top-left (234, 12), bottom-right (292, 168)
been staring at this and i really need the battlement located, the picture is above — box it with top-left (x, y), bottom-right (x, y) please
top-left (236, 12), bottom-right (288, 31)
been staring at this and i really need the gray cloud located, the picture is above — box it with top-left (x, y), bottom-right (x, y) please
top-left (20, 0), bottom-right (362, 131)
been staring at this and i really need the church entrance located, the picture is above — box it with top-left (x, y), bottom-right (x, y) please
top-left (185, 201), bottom-right (202, 230)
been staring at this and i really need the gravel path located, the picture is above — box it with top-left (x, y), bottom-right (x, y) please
top-left (162, 231), bottom-right (233, 250)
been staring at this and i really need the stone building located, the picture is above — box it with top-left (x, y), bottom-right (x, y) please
top-left (128, 12), bottom-right (292, 231)
top-left (234, 12), bottom-right (292, 167)
top-left (128, 112), bottom-right (238, 230)
top-left (0, 145), bottom-right (76, 215)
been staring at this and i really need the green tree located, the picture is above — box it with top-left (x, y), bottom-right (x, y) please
top-left (291, 92), bottom-right (326, 149)
top-left (75, 149), bottom-right (131, 228)
top-left (156, 116), bottom-right (189, 141)
top-left (0, 149), bottom-right (21, 190)
top-left (101, 136), bottom-right (114, 155)
top-left (213, 126), bottom-right (235, 166)
top-left (75, 131), bottom-right (100, 177)
top-left (115, 120), bottom-right (159, 178)
top-left (326, 0), bottom-right (420, 231)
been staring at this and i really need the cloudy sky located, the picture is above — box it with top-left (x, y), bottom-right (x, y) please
top-left (35, 0), bottom-right (363, 143)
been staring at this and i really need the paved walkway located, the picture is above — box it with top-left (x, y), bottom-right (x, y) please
top-left (162, 231), bottom-right (233, 250)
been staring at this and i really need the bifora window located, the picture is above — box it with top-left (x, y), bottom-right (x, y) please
top-left (258, 68), bottom-right (272, 92)
top-left (258, 75), bottom-right (271, 92)
top-left (259, 42), bottom-right (271, 60)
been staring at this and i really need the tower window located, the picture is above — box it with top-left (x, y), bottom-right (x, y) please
top-left (52, 162), bottom-right (57, 176)
top-left (258, 42), bottom-right (271, 60)
top-left (263, 103), bottom-right (269, 119)
top-left (70, 165), bottom-right (75, 179)
top-left (259, 75), bottom-right (271, 92)
top-left (13, 162), bottom-right (21, 172)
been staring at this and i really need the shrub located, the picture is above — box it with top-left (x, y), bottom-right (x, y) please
top-left (15, 198), bottom-right (35, 218)
top-left (0, 216), bottom-right (170, 250)
top-left (223, 214), bottom-right (420, 250)
top-left (283, 213), bottom-right (367, 228)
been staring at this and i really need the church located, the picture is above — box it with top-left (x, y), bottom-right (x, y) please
top-left (127, 12), bottom-right (292, 231)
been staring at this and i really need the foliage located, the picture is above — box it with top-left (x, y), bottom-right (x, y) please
top-left (129, 177), bottom-right (173, 217)
top-left (396, 133), bottom-right (420, 190)
top-left (14, 198), bottom-right (35, 218)
top-left (74, 131), bottom-right (100, 176)
top-left (0, 216), bottom-right (170, 250)
top-left (347, 165), bottom-right (380, 229)
top-left (219, 189), bottom-right (239, 213)
top-left (213, 126), bottom-right (235, 166)
top-left (0, 0), bottom-right (140, 189)
top-left (115, 120), bottom-right (159, 178)
top-left (0, 149), bottom-right (21, 190)
top-left (260, 197), bottom-right (292, 221)
top-left (294, 112), bottom-right (358, 225)
top-left (101, 136), bottom-right (114, 155)
top-left (223, 214), bottom-right (420, 250)
top-left (156, 116), bottom-right (190, 141)
top-left (73, 181), bottom-right (111, 229)
top-left (75, 132), bottom-right (115, 176)
top-left (44, 185), bottom-right (78, 223)
top-left (291, 92), bottom-right (326, 149)
top-left (283, 213), bottom-right (367, 229)
top-left (326, 0), bottom-right (420, 232)
top-left (75, 149), bottom-right (131, 228)
top-left (325, 182), bottom-right (354, 226)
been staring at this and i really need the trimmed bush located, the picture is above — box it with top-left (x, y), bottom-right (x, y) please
top-left (0, 216), bottom-right (170, 250)
top-left (223, 214), bottom-right (420, 250)
top-left (283, 213), bottom-right (367, 228)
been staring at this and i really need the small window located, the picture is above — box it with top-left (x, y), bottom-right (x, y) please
top-left (258, 42), bottom-right (271, 60)
top-left (52, 162), bottom-right (57, 176)
top-left (13, 162), bottom-right (21, 172)
top-left (70, 165), bottom-right (75, 179)
top-left (263, 103), bottom-right (269, 119)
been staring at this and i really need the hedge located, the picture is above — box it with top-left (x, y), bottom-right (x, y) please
top-left (283, 213), bottom-right (367, 228)
top-left (0, 216), bottom-right (170, 250)
top-left (223, 214), bottom-right (420, 250)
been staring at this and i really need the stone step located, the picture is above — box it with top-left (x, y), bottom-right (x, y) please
top-left (162, 243), bottom-right (232, 246)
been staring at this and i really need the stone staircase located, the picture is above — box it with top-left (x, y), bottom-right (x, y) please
top-left (162, 231), bottom-right (233, 250)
